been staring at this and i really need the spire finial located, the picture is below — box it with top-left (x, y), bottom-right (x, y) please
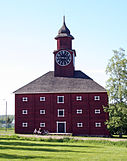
top-left (55, 16), bottom-right (74, 40)
top-left (63, 16), bottom-right (65, 25)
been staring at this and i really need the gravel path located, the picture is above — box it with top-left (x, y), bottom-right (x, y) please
top-left (19, 134), bottom-right (127, 142)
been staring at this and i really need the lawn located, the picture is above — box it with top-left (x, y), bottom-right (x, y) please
top-left (0, 135), bottom-right (127, 161)
top-left (0, 127), bottom-right (14, 132)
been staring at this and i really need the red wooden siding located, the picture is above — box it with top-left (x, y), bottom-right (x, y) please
top-left (15, 92), bottom-right (109, 136)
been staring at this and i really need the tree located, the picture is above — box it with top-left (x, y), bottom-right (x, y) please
top-left (6, 116), bottom-right (13, 128)
top-left (105, 48), bottom-right (127, 137)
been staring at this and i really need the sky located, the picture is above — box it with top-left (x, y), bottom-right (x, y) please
top-left (0, 0), bottom-right (127, 115)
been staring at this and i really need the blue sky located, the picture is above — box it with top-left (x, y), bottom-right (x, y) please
top-left (0, 0), bottom-right (127, 114)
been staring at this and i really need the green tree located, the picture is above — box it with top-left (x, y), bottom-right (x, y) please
top-left (105, 48), bottom-right (127, 137)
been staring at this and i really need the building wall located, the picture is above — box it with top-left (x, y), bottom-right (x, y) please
top-left (15, 92), bottom-right (109, 136)
top-left (15, 94), bottom-right (35, 134)
top-left (56, 37), bottom-right (72, 50)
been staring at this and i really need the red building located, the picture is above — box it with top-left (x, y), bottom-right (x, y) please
top-left (14, 17), bottom-right (109, 136)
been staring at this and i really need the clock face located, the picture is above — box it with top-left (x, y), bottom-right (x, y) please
top-left (56, 50), bottom-right (72, 66)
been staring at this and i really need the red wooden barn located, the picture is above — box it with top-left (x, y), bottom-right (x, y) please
top-left (14, 17), bottom-right (109, 136)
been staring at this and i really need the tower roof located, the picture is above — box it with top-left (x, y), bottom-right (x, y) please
top-left (55, 16), bottom-right (74, 39)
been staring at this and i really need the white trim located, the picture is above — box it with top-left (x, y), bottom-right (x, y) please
top-left (77, 123), bottom-right (83, 127)
top-left (77, 109), bottom-right (82, 114)
top-left (40, 123), bottom-right (45, 127)
top-left (73, 52), bottom-right (75, 67)
top-left (95, 109), bottom-right (100, 114)
top-left (58, 109), bottom-right (64, 117)
top-left (40, 110), bottom-right (45, 114)
top-left (40, 97), bottom-right (45, 101)
top-left (95, 122), bottom-right (101, 127)
top-left (94, 96), bottom-right (100, 100)
top-left (22, 97), bottom-right (28, 102)
top-left (56, 121), bottom-right (66, 133)
top-left (15, 91), bottom-right (107, 94)
top-left (76, 96), bottom-right (82, 101)
top-left (57, 96), bottom-right (64, 103)
top-left (22, 110), bottom-right (28, 114)
top-left (22, 122), bottom-right (28, 127)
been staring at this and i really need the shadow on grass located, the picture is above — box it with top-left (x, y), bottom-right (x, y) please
top-left (0, 140), bottom-right (97, 160)
top-left (0, 145), bottom-right (93, 153)
top-left (0, 152), bottom-right (65, 160)
top-left (0, 137), bottom-right (18, 141)
top-left (0, 140), bottom-right (101, 148)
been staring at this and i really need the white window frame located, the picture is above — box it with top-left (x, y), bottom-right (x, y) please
top-left (57, 96), bottom-right (64, 103)
top-left (77, 109), bottom-right (82, 114)
top-left (95, 122), bottom-right (101, 127)
top-left (22, 122), bottom-right (28, 127)
top-left (76, 96), bottom-right (82, 101)
top-left (94, 96), bottom-right (100, 101)
top-left (40, 110), bottom-right (45, 114)
top-left (40, 97), bottom-right (46, 101)
top-left (95, 109), bottom-right (100, 114)
top-left (22, 110), bottom-right (28, 114)
top-left (58, 109), bottom-right (64, 117)
top-left (40, 123), bottom-right (45, 127)
top-left (22, 97), bottom-right (28, 102)
top-left (77, 123), bottom-right (83, 127)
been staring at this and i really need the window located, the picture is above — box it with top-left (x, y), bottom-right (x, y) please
top-left (77, 123), bottom-right (83, 127)
top-left (94, 96), bottom-right (100, 100)
top-left (22, 97), bottom-right (28, 102)
top-left (58, 109), bottom-right (64, 117)
top-left (40, 97), bottom-right (45, 101)
top-left (57, 96), bottom-right (64, 103)
top-left (22, 110), bottom-right (28, 114)
top-left (22, 123), bottom-right (28, 127)
top-left (95, 122), bottom-right (101, 127)
top-left (95, 109), bottom-right (100, 114)
top-left (40, 123), bottom-right (45, 127)
top-left (40, 110), bottom-right (45, 114)
top-left (76, 96), bottom-right (82, 101)
top-left (77, 109), bottom-right (82, 114)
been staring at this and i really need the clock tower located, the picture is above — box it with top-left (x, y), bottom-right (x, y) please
top-left (54, 17), bottom-right (76, 77)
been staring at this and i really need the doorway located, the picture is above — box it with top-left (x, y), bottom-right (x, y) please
top-left (57, 121), bottom-right (66, 133)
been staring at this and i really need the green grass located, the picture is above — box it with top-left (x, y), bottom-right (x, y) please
top-left (0, 128), bottom-right (14, 135)
top-left (0, 135), bottom-right (127, 161)
top-left (113, 135), bottom-right (127, 138)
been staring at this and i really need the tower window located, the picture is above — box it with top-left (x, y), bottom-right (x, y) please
top-left (22, 110), bottom-right (28, 114)
top-left (77, 109), bottom-right (82, 114)
top-left (40, 123), bottom-right (45, 127)
top-left (58, 109), bottom-right (64, 117)
top-left (22, 123), bottom-right (28, 127)
top-left (95, 122), bottom-right (101, 127)
top-left (77, 123), bottom-right (83, 127)
top-left (22, 97), bottom-right (28, 102)
top-left (40, 97), bottom-right (45, 101)
top-left (76, 96), bottom-right (82, 101)
top-left (40, 110), bottom-right (45, 114)
top-left (95, 109), bottom-right (100, 114)
top-left (94, 96), bottom-right (100, 100)
top-left (57, 96), bottom-right (64, 103)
